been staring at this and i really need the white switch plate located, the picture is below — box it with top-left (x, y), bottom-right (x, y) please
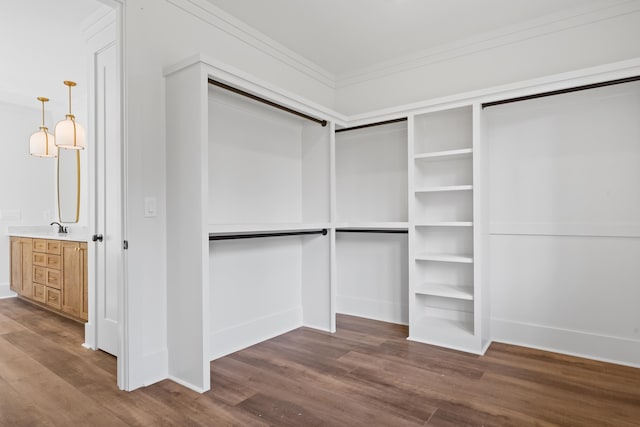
top-left (0, 209), bottom-right (21, 221)
top-left (144, 197), bottom-right (157, 218)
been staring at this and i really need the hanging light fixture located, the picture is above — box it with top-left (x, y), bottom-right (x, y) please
top-left (55, 80), bottom-right (85, 150)
top-left (29, 97), bottom-right (57, 157)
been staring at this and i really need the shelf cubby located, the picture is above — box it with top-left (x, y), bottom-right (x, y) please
top-left (415, 283), bottom-right (474, 300)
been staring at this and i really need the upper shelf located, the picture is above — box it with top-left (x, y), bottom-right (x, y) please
top-left (208, 223), bottom-right (331, 236)
top-left (334, 222), bottom-right (409, 231)
top-left (415, 185), bottom-right (473, 193)
top-left (414, 148), bottom-right (472, 162)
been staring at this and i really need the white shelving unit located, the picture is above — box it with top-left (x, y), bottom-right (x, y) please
top-left (165, 60), bottom-right (333, 392)
top-left (409, 105), bottom-right (487, 354)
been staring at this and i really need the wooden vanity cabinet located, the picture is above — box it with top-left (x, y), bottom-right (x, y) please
top-left (10, 237), bottom-right (88, 323)
top-left (61, 241), bottom-right (88, 321)
top-left (10, 237), bottom-right (33, 297)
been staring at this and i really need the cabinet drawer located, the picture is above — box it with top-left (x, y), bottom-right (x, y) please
top-left (33, 239), bottom-right (47, 252)
top-left (33, 252), bottom-right (47, 267)
top-left (33, 266), bottom-right (46, 285)
top-left (46, 269), bottom-right (61, 290)
top-left (46, 254), bottom-right (61, 269)
top-left (45, 288), bottom-right (61, 309)
top-left (32, 283), bottom-right (46, 303)
top-left (46, 240), bottom-right (61, 255)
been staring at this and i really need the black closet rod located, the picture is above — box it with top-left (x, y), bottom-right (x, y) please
top-left (335, 117), bottom-right (407, 133)
top-left (208, 78), bottom-right (327, 127)
top-left (209, 229), bottom-right (328, 241)
top-left (336, 228), bottom-right (408, 234)
top-left (482, 75), bottom-right (640, 109)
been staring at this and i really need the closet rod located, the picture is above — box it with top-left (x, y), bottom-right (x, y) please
top-left (482, 75), bottom-right (640, 109)
top-left (209, 229), bottom-right (328, 241)
top-left (208, 78), bottom-right (327, 127)
top-left (335, 117), bottom-right (407, 133)
top-left (336, 228), bottom-right (408, 234)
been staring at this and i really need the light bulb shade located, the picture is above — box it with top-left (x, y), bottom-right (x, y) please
top-left (55, 115), bottom-right (85, 150)
top-left (29, 127), bottom-right (57, 157)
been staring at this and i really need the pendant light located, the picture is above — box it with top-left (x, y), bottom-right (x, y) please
top-left (55, 81), bottom-right (85, 150)
top-left (29, 97), bottom-right (57, 157)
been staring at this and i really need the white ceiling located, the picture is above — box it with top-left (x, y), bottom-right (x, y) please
top-left (205, 0), bottom-right (620, 77)
top-left (0, 0), bottom-right (106, 107)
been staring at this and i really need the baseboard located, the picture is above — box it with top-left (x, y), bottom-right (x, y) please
top-left (337, 295), bottom-right (408, 325)
top-left (302, 322), bottom-right (333, 333)
top-left (127, 348), bottom-right (169, 391)
top-left (491, 318), bottom-right (640, 368)
top-left (210, 307), bottom-right (302, 360)
top-left (0, 283), bottom-right (16, 299)
top-left (83, 322), bottom-right (97, 350)
top-left (141, 348), bottom-right (169, 386)
top-left (167, 375), bottom-right (208, 394)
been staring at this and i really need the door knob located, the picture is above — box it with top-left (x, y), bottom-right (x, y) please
top-left (92, 234), bottom-right (103, 242)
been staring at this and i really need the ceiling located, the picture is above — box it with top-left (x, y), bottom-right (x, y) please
top-left (0, 0), bottom-right (106, 105)
top-left (205, 0), bottom-right (620, 77)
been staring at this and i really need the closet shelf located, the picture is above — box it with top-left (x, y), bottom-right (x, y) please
top-left (415, 185), bottom-right (473, 193)
top-left (335, 222), bottom-right (409, 231)
top-left (415, 283), bottom-right (474, 300)
top-left (415, 315), bottom-right (474, 336)
top-left (415, 253), bottom-right (474, 263)
top-left (415, 221), bottom-right (472, 227)
top-left (208, 223), bottom-right (331, 235)
top-left (414, 148), bottom-right (472, 161)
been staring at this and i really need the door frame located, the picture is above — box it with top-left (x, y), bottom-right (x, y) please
top-left (86, 0), bottom-right (129, 391)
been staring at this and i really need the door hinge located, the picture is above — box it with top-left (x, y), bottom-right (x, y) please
top-left (123, 240), bottom-right (129, 250)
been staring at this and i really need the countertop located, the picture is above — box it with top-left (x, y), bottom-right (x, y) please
top-left (7, 226), bottom-right (89, 242)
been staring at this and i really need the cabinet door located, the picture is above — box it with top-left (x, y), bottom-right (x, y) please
top-left (20, 239), bottom-right (33, 297)
top-left (80, 243), bottom-right (88, 321)
top-left (10, 237), bottom-right (22, 294)
top-left (61, 241), bottom-right (83, 319)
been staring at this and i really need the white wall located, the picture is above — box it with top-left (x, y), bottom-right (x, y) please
top-left (335, 6), bottom-right (640, 115)
top-left (0, 102), bottom-right (56, 293)
top-left (484, 81), bottom-right (640, 367)
top-left (123, 0), bottom-right (336, 388)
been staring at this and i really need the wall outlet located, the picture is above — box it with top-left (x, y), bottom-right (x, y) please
top-left (0, 209), bottom-right (21, 221)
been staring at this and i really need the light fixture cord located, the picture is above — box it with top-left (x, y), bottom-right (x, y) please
top-left (68, 84), bottom-right (72, 115)
top-left (41, 99), bottom-right (45, 126)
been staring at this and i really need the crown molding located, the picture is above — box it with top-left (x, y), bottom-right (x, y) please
top-left (344, 57), bottom-right (640, 126)
top-left (335, 0), bottom-right (640, 88)
top-left (81, 4), bottom-right (114, 35)
top-left (164, 53), bottom-right (348, 125)
top-left (165, 0), bottom-right (336, 89)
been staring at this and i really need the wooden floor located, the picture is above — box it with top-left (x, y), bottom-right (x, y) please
top-left (1, 298), bottom-right (639, 426)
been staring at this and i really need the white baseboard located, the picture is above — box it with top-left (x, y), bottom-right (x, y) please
top-left (83, 322), bottom-right (97, 350)
top-left (491, 318), bottom-right (640, 368)
top-left (167, 375), bottom-right (208, 394)
top-left (210, 307), bottom-right (302, 360)
top-left (0, 283), bottom-right (16, 299)
top-left (141, 348), bottom-right (169, 386)
top-left (127, 348), bottom-right (169, 391)
top-left (337, 295), bottom-right (408, 325)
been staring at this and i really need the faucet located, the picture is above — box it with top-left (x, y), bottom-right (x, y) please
top-left (50, 221), bottom-right (68, 234)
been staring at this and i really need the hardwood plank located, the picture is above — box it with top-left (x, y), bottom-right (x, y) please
top-left (0, 375), bottom-right (54, 427)
top-left (1, 298), bottom-right (639, 427)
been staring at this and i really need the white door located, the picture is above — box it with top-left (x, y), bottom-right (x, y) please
top-left (94, 41), bottom-right (121, 356)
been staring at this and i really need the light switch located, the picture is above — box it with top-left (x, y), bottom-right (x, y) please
top-left (144, 197), bottom-right (157, 218)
